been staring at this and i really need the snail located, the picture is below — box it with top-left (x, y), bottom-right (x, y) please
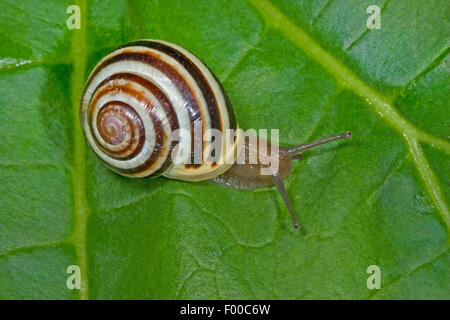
top-left (79, 40), bottom-right (352, 229)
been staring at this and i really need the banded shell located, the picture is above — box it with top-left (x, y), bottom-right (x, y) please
top-left (80, 40), bottom-right (243, 181)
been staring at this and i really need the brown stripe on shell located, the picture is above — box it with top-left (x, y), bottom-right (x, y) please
top-left (89, 72), bottom-right (181, 170)
top-left (122, 40), bottom-right (226, 132)
top-left (93, 73), bottom-right (180, 133)
top-left (90, 50), bottom-right (211, 165)
top-left (95, 101), bottom-right (145, 160)
top-left (125, 41), bottom-right (238, 168)
top-left (80, 41), bottom-right (242, 178)
top-left (119, 112), bottom-right (168, 176)
top-left (91, 83), bottom-right (171, 175)
top-left (87, 50), bottom-right (204, 134)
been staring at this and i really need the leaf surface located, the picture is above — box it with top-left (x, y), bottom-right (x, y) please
top-left (0, 0), bottom-right (449, 299)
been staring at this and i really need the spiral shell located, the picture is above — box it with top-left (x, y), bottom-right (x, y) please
top-left (80, 40), bottom-right (243, 181)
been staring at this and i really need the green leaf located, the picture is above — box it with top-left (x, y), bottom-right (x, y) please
top-left (0, 0), bottom-right (449, 299)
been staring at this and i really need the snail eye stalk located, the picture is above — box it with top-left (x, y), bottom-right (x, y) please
top-left (272, 173), bottom-right (300, 229)
top-left (283, 131), bottom-right (352, 156)
top-left (275, 131), bottom-right (352, 229)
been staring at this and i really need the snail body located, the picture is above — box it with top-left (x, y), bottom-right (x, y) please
top-left (80, 40), bottom-right (352, 228)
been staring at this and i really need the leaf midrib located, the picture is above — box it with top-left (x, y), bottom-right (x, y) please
top-left (69, 0), bottom-right (89, 300)
top-left (247, 0), bottom-right (450, 230)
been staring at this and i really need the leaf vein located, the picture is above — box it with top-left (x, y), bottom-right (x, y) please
top-left (221, 27), bottom-right (268, 83)
top-left (370, 245), bottom-right (449, 299)
top-left (312, 0), bottom-right (332, 26)
top-left (0, 240), bottom-right (70, 258)
top-left (69, 0), bottom-right (89, 300)
top-left (247, 0), bottom-right (450, 230)
top-left (345, 0), bottom-right (391, 51)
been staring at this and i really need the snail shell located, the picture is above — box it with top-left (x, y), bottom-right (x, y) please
top-left (80, 40), bottom-right (243, 181)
